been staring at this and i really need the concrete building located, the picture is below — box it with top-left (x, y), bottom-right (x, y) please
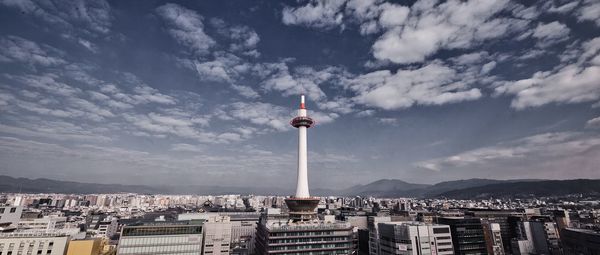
top-left (116, 222), bottom-right (203, 255)
top-left (561, 228), bottom-right (600, 255)
top-left (466, 210), bottom-right (524, 253)
top-left (67, 239), bottom-right (102, 255)
top-left (377, 221), bottom-right (454, 255)
top-left (511, 220), bottom-right (562, 255)
top-left (18, 216), bottom-right (67, 232)
top-left (202, 215), bottom-right (232, 255)
top-left (437, 217), bottom-right (486, 255)
top-left (0, 206), bottom-right (23, 227)
top-left (255, 209), bottom-right (355, 254)
top-left (481, 222), bottom-right (504, 255)
top-left (0, 232), bottom-right (69, 255)
top-left (368, 216), bottom-right (392, 255)
top-left (96, 218), bottom-right (118, 239)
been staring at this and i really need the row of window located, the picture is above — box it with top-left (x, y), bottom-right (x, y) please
top-left (0, 208), bottom-right (17, 214)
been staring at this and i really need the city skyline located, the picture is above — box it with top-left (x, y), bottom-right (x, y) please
top-left (1, 0), bottom-right (599, 189)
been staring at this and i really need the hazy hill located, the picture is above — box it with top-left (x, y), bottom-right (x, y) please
top-left (0, 175), bottom-right (598, 199)
top-left (437, 179), bottom-right (600, 199)
top-left (340, 179), bottom-right (431, 197)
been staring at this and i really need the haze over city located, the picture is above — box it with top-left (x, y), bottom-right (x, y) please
top-left (1, 0), bottom-right (599, 189)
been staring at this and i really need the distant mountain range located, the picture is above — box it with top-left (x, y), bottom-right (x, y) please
top-left (1, 175), bottom-right (599, 199)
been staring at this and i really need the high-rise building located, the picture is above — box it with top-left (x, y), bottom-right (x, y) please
top-left (377, 221), bottom-right (454, 255)
top-left (368, 216), bottom-right (392, 255)
top-left (466, 209), bottom-right (524, 253)
top-left (437, 217), bottom-right (487, 255)
top-left (481, 221), bottom-right (504, 255)
top-left (254, 96), bottom-right (356, 255)
top-left (0, 232), bottom-right (69, 255)
top-left (116, 222), bottom-right (203, 255)
top-left (510, 220), bottom-right (561, 255)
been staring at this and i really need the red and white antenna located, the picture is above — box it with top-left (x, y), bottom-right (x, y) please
top-left (300, 94), bottom-right (306, 109)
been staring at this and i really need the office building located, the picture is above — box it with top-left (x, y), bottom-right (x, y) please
top-left (437, 217), bottom-right (486, 255)
top-left (202, 215), bottom-right (232, 255)
top-left (116, 222), bottom-right (203, 255)
top-left (0, 232), bottom-right (69, 255)
top-left (18, 216), bottom-right (67, 231)
top-left (377, 221), bottom-right (454, 255)
top-left (255, 209), bottom-right (355, 254)
top-left (481, 222), bottom-right (504, 255)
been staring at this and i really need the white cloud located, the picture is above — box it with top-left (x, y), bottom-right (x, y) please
top-left (586, 116), bottom-right (600, 129)
top-left (578, 0), bottom-right (600, 26)
top-left (0, 36), bottom-right (66, 66)
top-left (347, 62), bottom-right (482, 110)
top-left (416, 132), bottom-right (600, 172)
top-left (156, 3), bottom-right (215, 55)
top-left (377, 3), bottom-right (409, 28)
top-left (547, 2), bottom-right (580, 13)
top-left (0, 0), bottom-right (112, 35)
top-left (282, 0), bottom-right (346, 29)
top-left (480, 61), bottom-right (497, 74)
top-left (532, 21), bottom-right (570, 47)
top-left (226, 102), bottom-right (291, 131)
top-left (372, 0), bottom-right (526, 64)
top-left (170, 143), bottom-right (205, 153)
top-left (495, 37), bottom-right (600, 109)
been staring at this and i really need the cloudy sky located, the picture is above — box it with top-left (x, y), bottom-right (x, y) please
top-left (0, 0), bottom-right (599, 189)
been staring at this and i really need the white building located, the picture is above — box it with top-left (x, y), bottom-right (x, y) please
top-left (0, 206), bottom-right (23, 228)
top-left (18, 216), bottom-right (67, 231)
top-left (203, 215), bottom-right (232, 255)
top-left (117, 222), bottom-right (203, 255)
top-left (0, 232), bottom-right (69, 255)
top-left (377, 221), bottom-right (454, 255)
top-left (96, 217), bottom-right (118, 238)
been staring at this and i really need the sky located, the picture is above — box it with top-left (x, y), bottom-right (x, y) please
top-left (0, 0), bottom-right (599, 189)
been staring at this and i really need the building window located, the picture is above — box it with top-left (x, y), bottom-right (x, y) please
top-left (9, 208), bottom-right (16, 213)
top-left (0, 208), bottom-right (5, 213)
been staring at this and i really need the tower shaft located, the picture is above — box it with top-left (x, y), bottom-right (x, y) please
top-left (296, 124), bottom-right (309, 198)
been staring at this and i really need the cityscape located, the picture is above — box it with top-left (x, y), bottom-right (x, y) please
top-left (1, 0), bottom-right (600, 255)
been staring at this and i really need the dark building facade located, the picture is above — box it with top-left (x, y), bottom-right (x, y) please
top-left (561, 228), bottom-right (600, 255)
top-left (437, 217), bottom-right (487, 255)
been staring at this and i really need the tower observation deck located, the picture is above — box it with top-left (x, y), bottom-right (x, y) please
top-left (285, 95), bottom-right (320, 221)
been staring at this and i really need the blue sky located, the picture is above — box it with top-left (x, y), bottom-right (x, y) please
top-left (0, 0), bottom-right (599, 189)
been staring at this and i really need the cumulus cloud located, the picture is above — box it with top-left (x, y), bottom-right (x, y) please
top-left (532, 21), bottom-right (570, 47)
top-left (346, 62), bottom-right (482, 110)
top-left (416, 132), bottom-right (600, 172)
top-left (586, 116), bottom-right (600, 129)
top-left (211, 18), bottom-right (261, 56)
top-left (496, 37), bottom-right (600, 109)
top-left (156, 3), bottom-right (215, 55)
top-left (577, 0), bottom-right (600, 26)
top-left (282, 0), bottom-right (346, 29)
top-left (373, 0), bottom-right (527, 64)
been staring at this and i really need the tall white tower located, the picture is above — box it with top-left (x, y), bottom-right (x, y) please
top-left (295, 95), bottom-right (310, 198)
top-left (285, 95), bottom-right (319, 221)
